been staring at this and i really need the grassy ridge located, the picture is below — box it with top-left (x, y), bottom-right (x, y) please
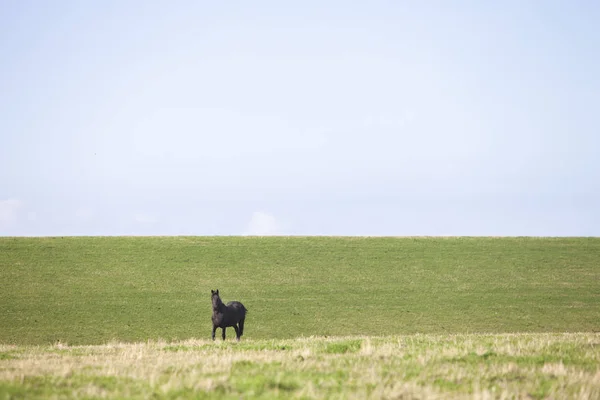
top-left (1, 333), bottom-right (599, 399)
top-left (1, 236), bottom-right (599, 345)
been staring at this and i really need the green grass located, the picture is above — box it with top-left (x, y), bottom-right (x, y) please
top-left (1, 236), bottom-right (599, 398)
top-left (1, 236), bottom-right (599, 345)
top-left (1, 334), bottom-right (598, 399)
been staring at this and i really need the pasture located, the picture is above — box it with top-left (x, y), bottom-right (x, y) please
top-left (1, 334), bottom-right (599, 399)
top-left (1, 236), bottom-right (599, 398)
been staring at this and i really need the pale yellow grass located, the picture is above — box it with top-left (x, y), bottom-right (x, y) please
top-left (1, 333), bottom-right (599, 399)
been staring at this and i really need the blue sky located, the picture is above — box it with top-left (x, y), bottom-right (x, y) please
top-left (1, 1), bottom-right (599, 236)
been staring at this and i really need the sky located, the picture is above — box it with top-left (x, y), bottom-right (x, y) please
top-left (1, 1), bottom-right (599, 236)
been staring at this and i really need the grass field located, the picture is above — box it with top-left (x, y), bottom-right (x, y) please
top-left (1, 333), bottom-right (599, 399)
top-left (1, 236), bottom-right (599, 398)
top-left (1, 236), bottom-right (599, 344)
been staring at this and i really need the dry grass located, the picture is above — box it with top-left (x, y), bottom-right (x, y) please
top-left (1, 333), bottom-right (599, 399)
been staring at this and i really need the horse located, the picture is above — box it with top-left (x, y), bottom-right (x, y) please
top-left (211, 289), bottom-right (247, 341)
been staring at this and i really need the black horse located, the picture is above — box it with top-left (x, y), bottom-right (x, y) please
top-left (211, 289), bottom-right (247, 341)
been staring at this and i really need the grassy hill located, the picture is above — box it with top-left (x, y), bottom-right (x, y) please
top-left (1, 236), bottom-right (598, 345)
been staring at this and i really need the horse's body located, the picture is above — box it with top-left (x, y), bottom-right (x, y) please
top-left (211, 289), bottom-right (247, 341)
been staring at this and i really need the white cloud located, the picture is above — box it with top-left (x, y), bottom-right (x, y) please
top-left (134, 212), bottom-right (158, 224)
top-left (0, 198), bottom-right (22, 228)
top-left (244, 211), bottom-right (281, 236)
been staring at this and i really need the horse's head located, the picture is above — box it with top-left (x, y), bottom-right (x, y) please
top-left (211, 289), bottom-right (221, 309)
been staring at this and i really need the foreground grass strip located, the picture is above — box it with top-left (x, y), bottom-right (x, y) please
top-left (1, 333), bottom-right (599, 399)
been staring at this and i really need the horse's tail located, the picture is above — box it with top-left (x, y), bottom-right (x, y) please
top-left (239, 317), bottom-right (245, 336)
top-left (240, 305), bottom-right (248, 335)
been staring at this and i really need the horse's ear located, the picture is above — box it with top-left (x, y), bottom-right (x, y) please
top-left (216, 289), bottom-right (219, 295)
top-left (211, 290), bottom-right (214, 295)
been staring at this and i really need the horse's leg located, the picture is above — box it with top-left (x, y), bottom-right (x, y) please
top-left (239, 318), bottom-right (245, 337)
top-left (232, 324), bottom-right (240, 341)
top-left (212, 325), bottom-right (217, 341)
top-left (222, 327), bottom-right (226, 341)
